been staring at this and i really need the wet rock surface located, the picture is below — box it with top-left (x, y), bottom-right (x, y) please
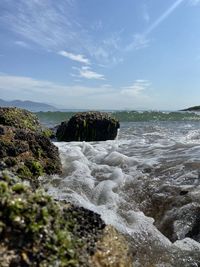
top-left (56, 111), bottom-right (120, 142)
top-left (0, 108), bottom-right (131, 266)
top-left (0, 173), bottom-right (94, 266)
top-left (0, 173), bottom-right (132, 267)
top-left (0, 107), bottom-right (41, 132)
top-left (0, 125), bottom-right (62, 186)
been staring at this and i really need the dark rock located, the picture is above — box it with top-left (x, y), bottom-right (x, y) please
top-left (0, 173), bottom-right (132, 267)
top-left (179, 190), bottom-right (188, 195)
top-left (56, 111), bottom-right (120, 142)
top-left (0, 173), bottom-right (79, 267)
top-left (0, 125), bottom-right (62, 186)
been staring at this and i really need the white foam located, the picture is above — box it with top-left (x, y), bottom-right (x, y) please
top-left (43, 122), bottom-right (200, 265)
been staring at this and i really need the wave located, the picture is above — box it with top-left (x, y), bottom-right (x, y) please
top-left (36, 110), bottom-right (200, 127)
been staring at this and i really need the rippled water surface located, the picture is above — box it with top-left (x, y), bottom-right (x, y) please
top-left (41, 121), bottom-right (200, 266)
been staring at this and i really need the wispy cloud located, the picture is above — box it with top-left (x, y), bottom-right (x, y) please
top-left (0, 0), bottom-right (79, 49)
top-left (126, 34), bottom-right (150, 51)
top-left (121, 80), bottom-right (151, 97)
top-left (0, 74), bottom-right (152, 109)
top-left (0, 73), bottom-right (107, 99)
top-left (58, 51), bottom-right (90, 64)
top-left (0, 0), bottom-right (122, 66)
top-left (78, 66), bottom-right (105, 80)
top-left (128, 0), bottom-right (184, 51)
top-left (144, 0), bottom-right (184, 36)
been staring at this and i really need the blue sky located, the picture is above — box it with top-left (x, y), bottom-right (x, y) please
top-left (0, 0), bottom-right (200, 110)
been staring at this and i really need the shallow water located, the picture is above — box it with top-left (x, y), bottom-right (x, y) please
top-left (41, 121), bottom-right (200, 266)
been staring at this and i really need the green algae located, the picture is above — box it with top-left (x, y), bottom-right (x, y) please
top-left (25, 160), bottom-right (44, 176)
top-left (42, 128), bottom-right (54, 138)
top-left (56, 111), bottom-right (120, 142)
top-left (0, 125), bottom-right (62, 184)
top-left (17, 165), bottom-right (33, 179)
top-left (0, 107), bottom-right (41, 132)
top-left (0, 174), bottom-right (79, 267)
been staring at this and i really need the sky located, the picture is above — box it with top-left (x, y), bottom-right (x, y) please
top-left (0, 0), bottom-right (200, 110)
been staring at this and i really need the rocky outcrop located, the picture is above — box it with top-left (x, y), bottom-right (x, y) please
top-left (0, 125), bottom-right (62, 186)
top-left (56, 111), bottom-right (120, 142)
top-left (0, 107), bottom-right (54, 138)
top-left (0, 173), bottom-right (133, 267)
top-left (0, 107), bottom-right (41, 132)
top-left (0, 107), bottom-right (61, 186)
top-left (0, 107), bottom-right (132, 266)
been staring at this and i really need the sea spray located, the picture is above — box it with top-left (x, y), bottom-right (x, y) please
top-left (40, 121), bottom-right (200, 266)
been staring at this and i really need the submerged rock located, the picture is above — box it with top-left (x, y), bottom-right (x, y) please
top-left (91, 225), bottom-right (132, 267)
top-left (0, 125), bottom-right (62, 185)
top-left (56, 111), bottom-right (120, 142)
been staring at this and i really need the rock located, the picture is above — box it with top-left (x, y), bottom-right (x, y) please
top-left (0, 125), bottom-right (62, 186)
top-left (0, 107), bottom-right (41, 132)
top-left (90, 225), bottom-right (133, 267)
top-left (56, 111), bottom-right (120, 142)
top-left (0, 173), bottom-right (132, 267)
top-left (0, 173), bottom-right (79, 267)
top-left (0, 107), bottom-right (55, 139)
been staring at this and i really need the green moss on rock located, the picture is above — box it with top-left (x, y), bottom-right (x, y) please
top-left (25, 160), bottom-right (44, 176)
top-left (0, 174), bottom-right (79, 267)
top-left (0, 125), bottom-right (62, 185)
top-left (56, 111), bottom-right (120, 142)
top-left (0, 107), bottom-right (41, 132)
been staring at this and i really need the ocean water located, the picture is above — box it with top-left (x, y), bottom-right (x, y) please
top-left (40, 112), bottom-right (200, 266)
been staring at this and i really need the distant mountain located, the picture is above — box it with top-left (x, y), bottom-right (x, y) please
top-left (0, 99), bottom-right (58, 112)
top-left (181, 105), bottom-right (200, 112)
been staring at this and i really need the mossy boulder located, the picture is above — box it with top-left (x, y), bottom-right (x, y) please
top-left (0, 173), bottom-right (92, 266)
top-left (56, 111), bottom-right (120, 142)
top-left (0, 107), bottom-right (41, 132)
top-left (0, 173), bottom-right (132, 267)
top-left (0, 125), bottom-right (62, 185)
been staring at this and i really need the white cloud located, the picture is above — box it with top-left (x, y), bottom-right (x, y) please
top-left (127, 0), bottom-right (184, 51)
top-left (126, 34), bottom-right (150, 51)
top-left (0, 0), bottom-right (79, 49)
top-left (145, 0), bottom-right (184, 36)
top-left (0, 74), bottom-right (153, 109)
top-left (121, 80), bottom-right (151, 97)
top-left (72, 66), bottom-right (105, 80)
top-left (0, 73), bottom-right (107, 100)
top-left (79, 67), bottom-right (105, 80)
top-left (58, 51), bottom-right (90, 64)
top-left (0, 0), bottom-right (123, 66)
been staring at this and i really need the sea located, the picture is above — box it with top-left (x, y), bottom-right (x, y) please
top-left (38, 110), bottom-right (200, 267)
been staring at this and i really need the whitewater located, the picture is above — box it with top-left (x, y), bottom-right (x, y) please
top-left (40, 117), bottom-right (200, 266)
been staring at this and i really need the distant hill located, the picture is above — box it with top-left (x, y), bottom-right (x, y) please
top-left (0, 99), bottom-right (58, 112)
top-left (181, 105), bottom-right (200, 112)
